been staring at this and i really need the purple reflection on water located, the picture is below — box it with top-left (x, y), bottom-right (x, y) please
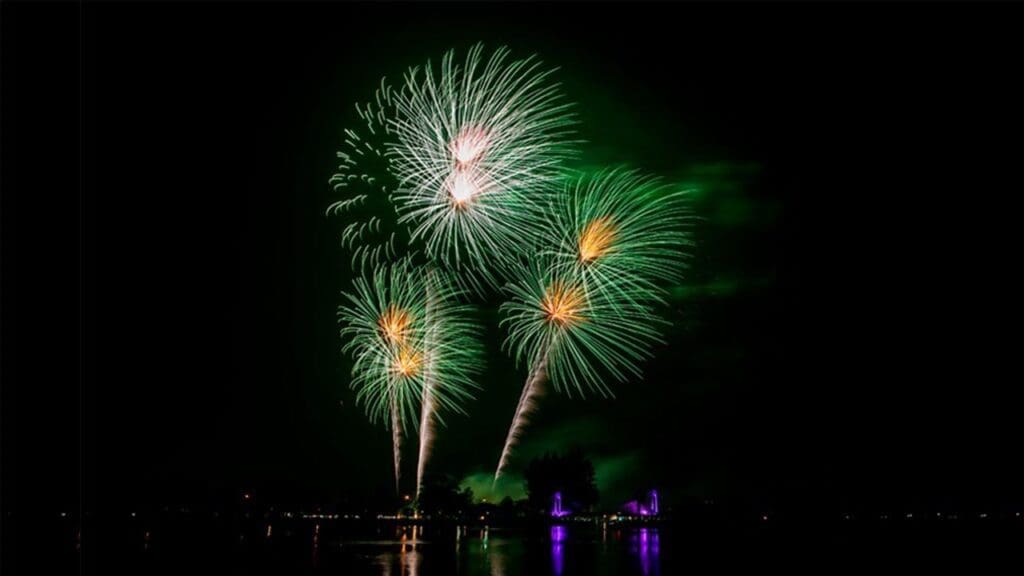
top-left (630, 528), bottom-right (661, 576)
top-left (551, 524), bottom-right (567, 543)
top-left (551, 525), bottom-right (567, 576)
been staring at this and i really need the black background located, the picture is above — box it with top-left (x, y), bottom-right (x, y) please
top-left (4, 0), bottom-right (1024, 570)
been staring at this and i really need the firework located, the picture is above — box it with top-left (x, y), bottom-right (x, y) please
top-left (338, 258), bottom-right (484, 493)
top-left (494, 170), bottom-right (693, 479)
top-left (542, 167), bottom-right (696, 308)
top-left (328, 47), bottom-right (696, 494)
top-left (389, 43), bottom-right (579, 290)
top-left (327, 79), bottom-right (407, 274)
top-left (494, 263), bottom-right (663, 479)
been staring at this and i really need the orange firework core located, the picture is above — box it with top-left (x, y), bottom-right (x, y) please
top-left (541, 281), bottom-right (586, 326)
top-left (578, 216), bottom-right (618, 263)
top-left (378, 304), bottom-right (412, 344)
top-left (393, 346), bottom-right (423, 377)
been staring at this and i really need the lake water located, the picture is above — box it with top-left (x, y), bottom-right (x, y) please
top-left (41, 514), bottom-right (1024, 573)
top-left (106, 519), bottom-right (755, 574)
top-left (323, 524), bottom-right (666, 576)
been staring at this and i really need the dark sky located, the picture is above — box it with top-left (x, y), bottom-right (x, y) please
top-left (5, 1), bottom-right (1024, 529)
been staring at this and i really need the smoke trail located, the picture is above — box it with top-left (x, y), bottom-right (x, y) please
top-left (494, 349), bottom-right (549, 482)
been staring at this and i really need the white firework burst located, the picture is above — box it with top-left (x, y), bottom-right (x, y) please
top-left (388, 43), bottom-right (579, 291)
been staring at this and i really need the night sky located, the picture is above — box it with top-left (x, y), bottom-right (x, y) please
top-left (5, 1), bottom-right (1024, 535)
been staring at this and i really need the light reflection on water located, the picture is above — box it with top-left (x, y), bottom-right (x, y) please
top-left (629, 528), bottom-right (660, 576)
top-left (551, 525), bottom-right (567, 575)
top-left (344, 524), bottom-right (661, 575)
top-left (311, 523), bottom-right (320, 569)
top-left (129, 521), bottom-right (666, 575)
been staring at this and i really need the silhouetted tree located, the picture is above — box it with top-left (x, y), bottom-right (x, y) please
top-left (524, 448), bottom-right (599, 514)
top-left (417, 473), bottom-right (473, 516)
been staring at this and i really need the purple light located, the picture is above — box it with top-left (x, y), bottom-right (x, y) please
top-left (551, 524), bottom-right (567, 543)
top-left (623, 500), bottom-right (651, 516)
top-left (551, 525), bottom-right (566, 576)
top-left (631, 528), bottom-right (661, 576)
top-left (550, 492), bottom-right (570, 518)
top-left (623, 489), bottom-right (660, 517)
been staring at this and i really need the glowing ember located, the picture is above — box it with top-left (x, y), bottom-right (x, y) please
top-left (578, 216), bottom-right (617, 263)
top-left (378, 305), bottom-right (412, 344)
top-left (449, 125), bottom-right (490, 166)
top-left (392, 346), bottom-right (423, 377)
top-left (541, 281), bottom-right (586, 326)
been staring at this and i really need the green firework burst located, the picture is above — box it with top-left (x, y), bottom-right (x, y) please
top-left (327, 79), bottom-right (406, 274)
top-left (501, 258), bottom-right (665, 399)
top-left (494, 168), bottom-right (694, 479)
top-left (542, 167), bottom-right (697, 308)
top-left (337, 257), bottom-right (484, 429)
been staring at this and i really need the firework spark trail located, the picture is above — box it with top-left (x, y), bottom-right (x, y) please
top-left (416, 274), bottom-right (440, 498)
top-left (390, 390), bottom-right (402, 495)
top-left (415, 380), bottom-right (435, 498)
top-left (494, 348), bottom-right (548, 482)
